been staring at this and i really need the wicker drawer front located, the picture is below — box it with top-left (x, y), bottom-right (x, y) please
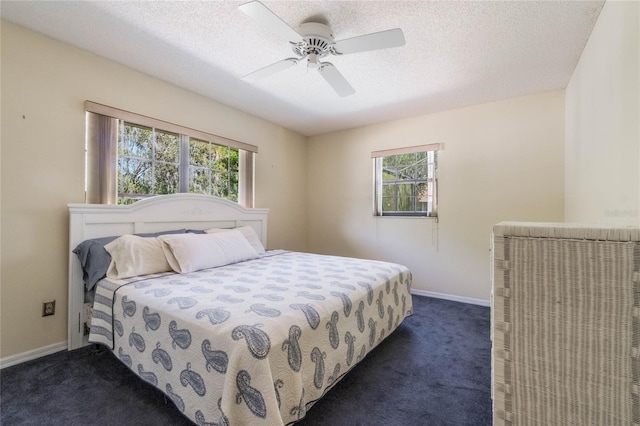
top-left (491, 223), bottom-right (640, 426)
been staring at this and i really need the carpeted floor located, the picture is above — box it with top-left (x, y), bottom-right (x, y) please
top-left (0, 296), bottom-right (491, 426)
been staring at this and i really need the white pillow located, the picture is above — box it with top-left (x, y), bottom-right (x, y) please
top-left (158, 231), bottom-right (259, 274)
top-left (205, 226), bottom-right (266, 254)
top-left (104, 235), bottom-right (172, 280)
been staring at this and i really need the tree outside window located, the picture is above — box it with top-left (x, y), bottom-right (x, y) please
top-left (117, 122), bottom-right (239, 204)
top-left (373, 146), bottom-right (438, 217)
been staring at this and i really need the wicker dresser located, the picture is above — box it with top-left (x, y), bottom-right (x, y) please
top-left (491, 222), bottom-right (640, 426)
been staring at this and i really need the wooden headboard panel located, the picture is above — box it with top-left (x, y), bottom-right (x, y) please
top-left (67, 194), bottom-right (269, 350)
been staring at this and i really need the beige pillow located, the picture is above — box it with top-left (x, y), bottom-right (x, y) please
top-left (104, 235), bottom-right (172, 280)
top-left (205, 226), bottom-right (266, 254)
top-left (158, 231), bottom-right (259, 274)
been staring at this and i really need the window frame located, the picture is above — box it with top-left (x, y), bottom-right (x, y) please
top-left (117, 122), bottom-right (183, 203)
top-left (372, 143), bottom-right (441, 218)
top-left (185, 136), bottom-right (239, 199)
top-left (85, 101), bottom-right (257, 207)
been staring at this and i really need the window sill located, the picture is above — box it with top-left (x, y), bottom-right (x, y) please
top-left (373, 214), bottom-right (438, 219)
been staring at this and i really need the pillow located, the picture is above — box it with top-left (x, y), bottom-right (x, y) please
top-left (104, 235), bottom-right (172, 280)
top-left (159, 231), bottom-right (259, 274)
top-left (73, 229), bottom-right (186, 291)
top-left (205, 226), bottom-right (266, 254)
top-left (186, 229), bottom-right (207, 234)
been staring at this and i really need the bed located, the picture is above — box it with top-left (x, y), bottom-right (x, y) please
top-left (68, 194), bottom-right (413, 425)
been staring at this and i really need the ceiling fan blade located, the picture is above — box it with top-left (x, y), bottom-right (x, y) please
top-left (333, 28), bottom-right (405, 55)
top-left (242, 58), bottom-right (299, 82)
top-left (239, 1), bottom-right (304, 43)
top-left (318, 63), bottom-right (355, 97)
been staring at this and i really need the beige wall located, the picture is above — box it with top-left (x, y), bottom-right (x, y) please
top-left (0, 21), bottom-right (307, 359)
top-left (565, 0), bottom-right (640, 226)
top-left (307, 91), bottom-right (565, 302)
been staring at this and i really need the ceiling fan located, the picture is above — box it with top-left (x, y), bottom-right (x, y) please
top-left (239, 1), bottom-right (406, 97)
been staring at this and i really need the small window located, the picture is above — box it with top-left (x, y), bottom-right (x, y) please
top-left (372, 144), bottom-right (440, 217)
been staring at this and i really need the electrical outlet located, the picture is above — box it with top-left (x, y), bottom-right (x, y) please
top-left (42, 300), bottom-right (56, 317)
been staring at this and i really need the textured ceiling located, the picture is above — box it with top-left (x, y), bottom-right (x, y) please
top-left (1, 0), bottom-right (604, 136)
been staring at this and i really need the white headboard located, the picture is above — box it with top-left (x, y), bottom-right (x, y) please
top-left (68, 194), bottom-right (269, 350)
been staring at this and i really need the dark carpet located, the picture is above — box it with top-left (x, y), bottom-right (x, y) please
top-left (0, 296), bottom-right (491, 426)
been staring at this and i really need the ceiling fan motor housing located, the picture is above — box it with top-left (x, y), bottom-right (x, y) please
top-left (292, 22), bottom-right (335, 62)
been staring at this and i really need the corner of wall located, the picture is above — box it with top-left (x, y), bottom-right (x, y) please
top-left (564, 0), bottom-right (640, 226)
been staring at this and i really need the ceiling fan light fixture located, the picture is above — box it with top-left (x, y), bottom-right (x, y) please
top-left (307, 53), bottom-right (321, 69)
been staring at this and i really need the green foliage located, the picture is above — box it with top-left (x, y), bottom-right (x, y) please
top-left (117, 122), bottom-right (239, 204)
top-left (380, 151), bottom-right (435, 214)
top-left (119, 123), bottom-right (152, 158)
top-left (118, 157), bottom-right (152, 194)
top-left (188, 138), bottom-right (238, 200)
top-left (155, 130), bottom-right (180, 163)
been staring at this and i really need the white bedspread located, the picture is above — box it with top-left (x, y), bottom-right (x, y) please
top-left (89, 251), bottom-right (412, 425)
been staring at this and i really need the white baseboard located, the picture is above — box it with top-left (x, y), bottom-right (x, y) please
top-left (0, 341), bottom-right (67, 370)
top-left (411, 289), bottom-right (490, 307)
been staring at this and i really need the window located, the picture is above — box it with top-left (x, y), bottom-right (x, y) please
top-left (188, 138), bottom-right (238, 199)
top-left (85, 101), bottom-right (256, 207)
top-left (117, 123), bottom-right (181, 204)
top-left (116, 123), bottom-right (240, 204)
top-left (372, 144), bottom-right (441, 217)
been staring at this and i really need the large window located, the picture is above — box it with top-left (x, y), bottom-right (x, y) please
top-left (117, 122), bottom-right (239, 204)
top-left (85, 101), bottom-right (256, 207)
top-left (372, 144), bottom-right (440, 217)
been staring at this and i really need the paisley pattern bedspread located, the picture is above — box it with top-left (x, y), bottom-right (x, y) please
top-left (89, 251), bottom-right (413, 425)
